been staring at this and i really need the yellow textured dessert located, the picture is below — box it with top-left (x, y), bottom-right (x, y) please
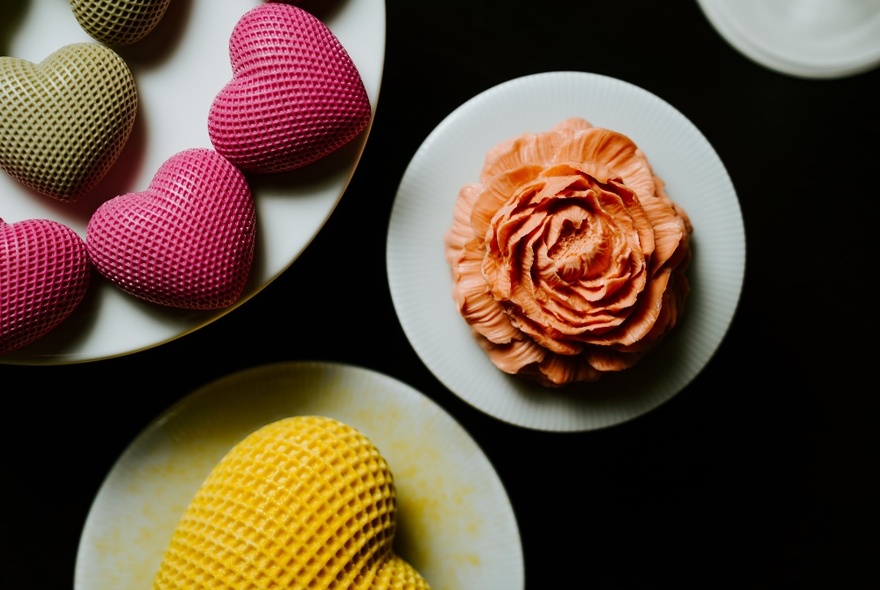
top-left (153, 416), bottom-right (431, 589)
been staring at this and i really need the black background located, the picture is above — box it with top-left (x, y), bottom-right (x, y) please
top-left (3, 0), bottom-right (879, 588)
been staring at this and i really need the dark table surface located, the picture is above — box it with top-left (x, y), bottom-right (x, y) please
top-left (3, 0), bottom-right (879, 588)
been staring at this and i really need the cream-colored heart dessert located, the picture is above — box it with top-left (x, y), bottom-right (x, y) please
top-left (70, 0), bottom-right (172, 46)
top-left (153, 416), bottom-right (431, 589)
top-left (0, 42), bottom-right (138, 202)
top-left (445, 117), bottom-right (693, 387)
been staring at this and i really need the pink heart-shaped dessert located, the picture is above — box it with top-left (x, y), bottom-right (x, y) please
top-left (1, 218), bottom-right (91, 356)
top-left (86, 148), bottom-right (256, 310)
top-left (208, 3), bottom-right (372, 173)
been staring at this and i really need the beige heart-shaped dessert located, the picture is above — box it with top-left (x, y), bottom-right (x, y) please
top-left (153, 416), bottom-right (431, 589)
top-left (71, 0), bottom-right (172, 46)
top-left (0, 42), bottom-right (138, 202)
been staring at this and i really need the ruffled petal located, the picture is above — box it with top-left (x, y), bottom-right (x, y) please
top-left (444, 117), bottom-right (693, 387)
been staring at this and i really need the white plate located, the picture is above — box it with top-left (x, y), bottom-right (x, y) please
top-left (75, 361), bottom-right (524, 590)
top-left (0, 0), bottom-right (385, 364)
top-left (387, 71), bottom-right (746, 432)
top-left (696, 0), bottom-right (880, 78)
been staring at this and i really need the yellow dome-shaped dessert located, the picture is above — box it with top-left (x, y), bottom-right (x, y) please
top-left (153, 415), bottom-right (431, 589)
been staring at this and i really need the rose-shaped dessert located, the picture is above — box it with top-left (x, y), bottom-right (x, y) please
top-left (444, 117), bottom-right (693, 387)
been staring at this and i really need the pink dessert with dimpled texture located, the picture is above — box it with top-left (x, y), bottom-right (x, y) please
top-left (208, 3), bottom-right (372, 174)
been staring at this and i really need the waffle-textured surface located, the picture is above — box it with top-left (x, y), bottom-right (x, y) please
top-left (153, 416), bottom-right (431, 590)
top-left (0, 42), bottom-right (137, 202)
top-left (86, 148), bottom-right (256, 310)
top-left (71, 0), bottom-right (172, 46)
top-left (0, 217), bottom-right (91, 355)
top-left (208, 3), bottom-right (372, 174)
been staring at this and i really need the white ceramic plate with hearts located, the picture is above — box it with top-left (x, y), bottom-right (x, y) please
top-left (0, 0), bottom-right (385, 364)
top-left (387, 71), bottom-right (746, 432)
top-left (75, 361), bottom-right (525, 590)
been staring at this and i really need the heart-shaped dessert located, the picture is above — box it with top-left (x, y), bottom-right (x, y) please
top-left (1, 217), bottom-right (92, 356)
top-left (153, 416), bottom-right (431, 589)
top-left (0, 42), bottom-right (138, 202)
top-left (208, 3), bottom-right (372, 174)
top-left (70, 0), bottom-right (172, 46)
top-left (86, 148), bottom-right (256, 310)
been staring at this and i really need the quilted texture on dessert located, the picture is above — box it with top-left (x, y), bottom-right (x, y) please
top-left (153, 416), bottom-right (431, 589)
top-left (0, 218), bottom-right (91, 355)
top-left (86, 148), bottom-right (256, 310)
top-left (0, 42), bottom-right (138, 202)
top-left (71, 0), bottom-right (172, 46)
top-left (208, 3), bottom-right (372, 174)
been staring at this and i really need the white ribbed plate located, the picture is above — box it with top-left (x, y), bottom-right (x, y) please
top-left (1, 0), bottom-right (384, 364)
top-left (386, 71), bottom-right (746, 432)
top-left (696, 0), bottom-right (880, 79)
top-left (75, 361), bottom-right (523, 590)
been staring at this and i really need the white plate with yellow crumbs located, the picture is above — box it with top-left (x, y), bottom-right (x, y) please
top-left (386, 71), bottom-right (746, 432)
top-left (74, 361), bottom-right (524, 590)
top-left (0, 0), bottom-right (384, 365)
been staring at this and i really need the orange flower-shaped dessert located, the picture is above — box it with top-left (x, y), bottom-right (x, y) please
top-left (444, 117), bottom-right (693, 387)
